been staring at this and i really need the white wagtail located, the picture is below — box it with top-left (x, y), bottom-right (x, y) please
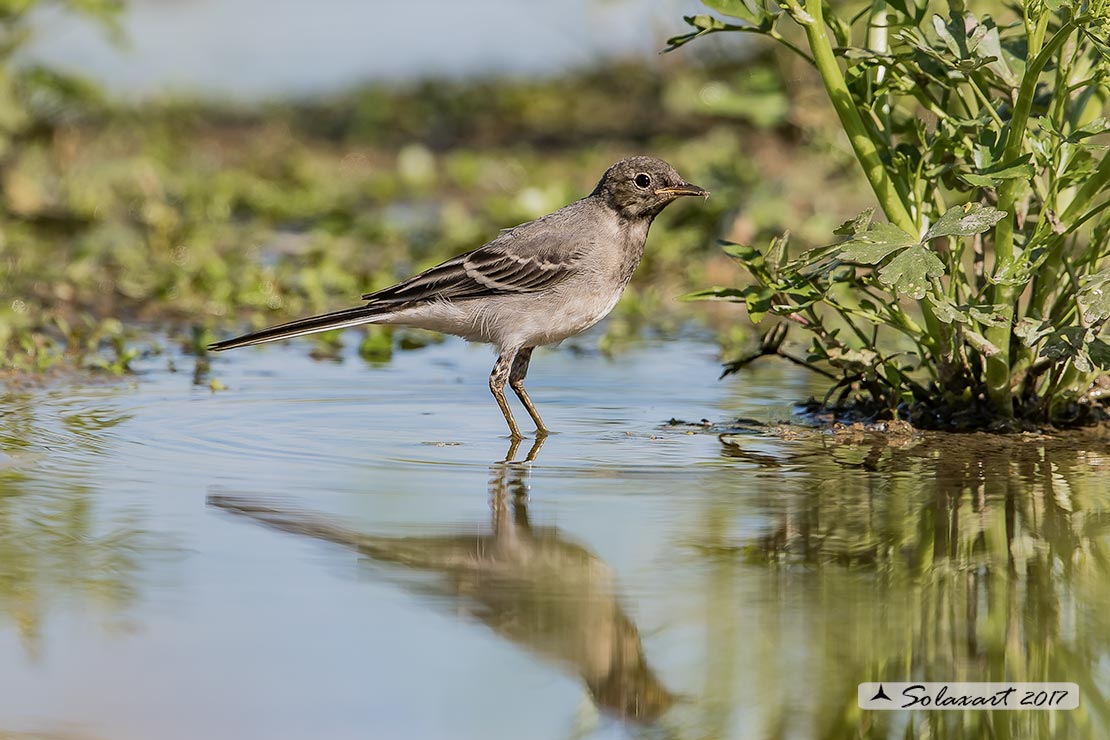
top-left (209, 156), bottom-right (707, 438)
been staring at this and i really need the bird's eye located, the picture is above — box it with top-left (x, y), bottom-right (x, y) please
top-left (634, 173), bottom-right (652, 189)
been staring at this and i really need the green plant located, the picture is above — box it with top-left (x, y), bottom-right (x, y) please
top-left (672, 0), bottom-right (1110, 426)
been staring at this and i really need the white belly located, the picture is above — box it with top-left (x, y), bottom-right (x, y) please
top-left (383, 284), bottom-right (626, 350)
top-left (514, 289), bottom-right (623, 347)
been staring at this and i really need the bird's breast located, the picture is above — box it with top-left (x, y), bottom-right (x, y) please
top-left (486, 281), bottom-right (628, 349)
top-left (613, 219), bottom-right (650, 285)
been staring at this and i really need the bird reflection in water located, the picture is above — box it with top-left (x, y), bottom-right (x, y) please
top-left (208, 437), bottom-right (674, 723)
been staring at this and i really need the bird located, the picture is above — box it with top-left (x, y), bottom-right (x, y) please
top-left (208, 156), bottom-right (708, 438)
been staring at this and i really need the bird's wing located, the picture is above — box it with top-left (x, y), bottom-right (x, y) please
top-left (362, 219), bottom-right (588, 305)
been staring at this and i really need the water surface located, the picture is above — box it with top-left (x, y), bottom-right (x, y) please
top-left (1, 336), bottom-right (1108, 739)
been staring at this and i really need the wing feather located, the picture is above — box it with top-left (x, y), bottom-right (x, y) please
top-left (361, 221), bottom-right (586, 305)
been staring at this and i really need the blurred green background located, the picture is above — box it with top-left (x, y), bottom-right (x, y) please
top-left (0, 0), bottom-right (878, 374)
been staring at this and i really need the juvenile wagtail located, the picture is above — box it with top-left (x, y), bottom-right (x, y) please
top-left (209, 156), bottom-right (707, 438)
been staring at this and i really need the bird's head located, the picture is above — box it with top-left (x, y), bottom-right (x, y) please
top-left (592, 156), bottom-right (708, 220)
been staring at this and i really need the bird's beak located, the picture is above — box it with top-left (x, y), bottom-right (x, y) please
top-left (655, 183), bottom-right (709, 199)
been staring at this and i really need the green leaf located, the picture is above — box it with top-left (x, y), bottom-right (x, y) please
top-left (932, 14), bottom-right (962, 58)
top-left (686, 14), bottom-right (729, 31)
top-left (1089, 338), bottom-right (1110, 370)
top-left (1068, 117), bottom-right (1110, 143)
top-left (825, 7), bottom-right (852, 47)
top-left (838, 222), bottom-right (920, 264)
top-left (683, 284), bottom-right (775, 322)
top-left (680, 287), bottom-right (748, 301)
top-left (1043, 327), bottom-right (1091, 371)
top-left (833, 208), bottom-right (874, 236)
top-left (928, 295), bottom-right (971, 324)
top-left (990, 257), bottom-right (1034, 286)
top-left (1015, 318), bottom-right (1052, 347)
top-left (666, 14), bottom-right (744, 47)
top-left (720, 241), bottom-right (762, 263)
top-left (700, 0), bottom-right (764, 24)
top-left (780, 283), bottom-right (822, 306)
top-left (743, 286), bottom-right (774, 323)
top-left (924, 202), bottom-right (1007, 240)
top-left (1077, 269), bottom-right (1110, 327)
top-left (968, 16), bottom-right (1016, 86)
top-left (929, 297), bottom-right (1011, 327)
top-left (719, 241), bottom-right (773, 284)
top-left (958, 155), bottom-right (1035, 187)
top-left (877, 244), bottom-right (945, 299)
top-left (765, 231), bottom-right (789, 278)
top-left (1054, 147), bottom-right (1097, 190)
top-left (826, 346), bottom-right (880, 373)
top-left (968, 306), bottom-right (1010, 328)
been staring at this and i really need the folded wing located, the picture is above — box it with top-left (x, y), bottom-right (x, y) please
top-left (363, 224), bottom-right (586, 305)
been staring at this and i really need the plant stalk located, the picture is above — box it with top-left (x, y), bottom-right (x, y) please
top-left (984, 19), bottom-right (1078, 418)
top-left (800, 0), bottom-right (915, 235)
top-left (800, 0), bottom-right (945, 360)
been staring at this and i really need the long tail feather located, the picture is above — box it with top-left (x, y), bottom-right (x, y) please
top-left (207, 304), bottom-right (389, 351)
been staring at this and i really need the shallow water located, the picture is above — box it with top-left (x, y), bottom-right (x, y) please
top-left (1, 335), bottom-right (1108, 739)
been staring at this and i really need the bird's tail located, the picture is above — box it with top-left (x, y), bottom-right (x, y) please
top-left (207, 304), bottom-right (389, 351)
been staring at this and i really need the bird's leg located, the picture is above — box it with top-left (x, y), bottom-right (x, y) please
top-left (490, 349), bottom-right (524, 440)
top-left (509, 347), bottom-right (549, 436)
top-left (499, 426), bottom-right (545, 464)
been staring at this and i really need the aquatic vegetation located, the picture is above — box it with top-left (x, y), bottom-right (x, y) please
top-left (675, 0), bottom-right (1110, 427)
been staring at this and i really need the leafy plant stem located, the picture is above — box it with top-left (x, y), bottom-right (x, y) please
top-left (984, 19), bottom-right (1079, 418)
top-left (1032, 195), bottom-right (1110, 320)
top-left (801, 0), bottom-right (947, 357)
top-left (867, 0), bottom-right (892, 133)
top-left (681, 0), bottom-right (1110, 426)
top-left (1050, 38), bottom-right (1075, 129)
top-left (768, 30), bottom-right (818, 65)
top-left (1062, 149), bottom-right (1110, 224)
top-left (969, 76), bottom-right (1005, 130)
top-left (830, 295), bottom-right (937, 382)
top-left (778, 350), bottom-right (840, 379)
top-left (800, 0), bottom-right (915, 235)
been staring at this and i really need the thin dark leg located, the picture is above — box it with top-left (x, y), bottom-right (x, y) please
top-left (490, 348), bottom-right (523, 439)
top-left (509, 347), bottom-right (548, 435)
